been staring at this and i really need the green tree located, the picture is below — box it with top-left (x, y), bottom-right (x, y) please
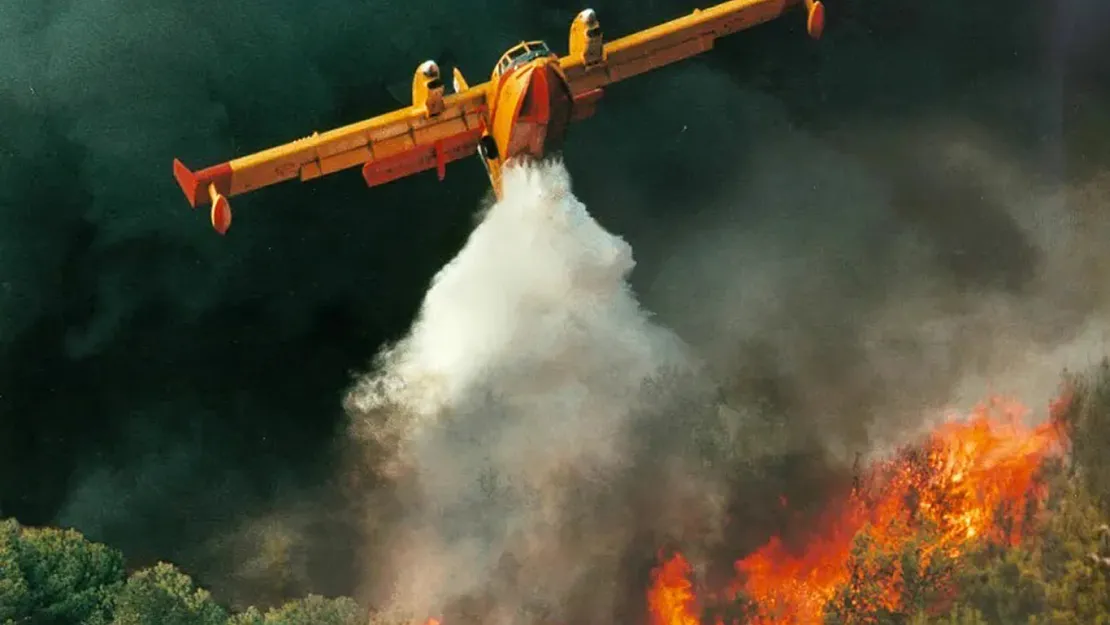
top-left (867, 363), bottom-right (1110, 625)
top-left (953, 543), bottom-right (1045, 624)
top-left (226, 606), bottom-right (265, 625)
top-left (110, 562), bottom-right (226, 625)
top-left (908, 604), bottom-right (989, 624)
top-left (949, 470), bottom-right (1109, 624)
top-left (0, 518), bottom-right (124, 625)
top-left (1059, 359), bottom-right (1110, 513)
top-left (824, 524), bottom-right (960, 625)
top-left (228, 595), bottom-right (363, 625)
top-left (1033, 481), bottom-right (1110, 624)
top-left (0, 519), bottom-right (30, 624)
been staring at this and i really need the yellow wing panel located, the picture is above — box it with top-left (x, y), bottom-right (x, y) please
top-left (173, 84), bottom-right (490, 210)
top-left (561, 0), bottom-right (809, 95)
top-left (234, 85), bottom-right (490, 194)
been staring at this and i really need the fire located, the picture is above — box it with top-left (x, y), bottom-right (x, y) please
top-left (646, 396), bottom-right (1068, 625)
top-left (647, 552), bottom-right (701, 625)
top-left (409, 397), bottom-right (1068, 625)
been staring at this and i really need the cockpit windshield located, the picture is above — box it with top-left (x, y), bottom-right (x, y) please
top-left (495, 41), bottom-right (553, 76)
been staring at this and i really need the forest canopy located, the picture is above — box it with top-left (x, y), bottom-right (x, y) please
top-left (3, 361), bottom-right (1109, 625)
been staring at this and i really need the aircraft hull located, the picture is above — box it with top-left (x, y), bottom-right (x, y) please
top-left (487, 58), bottom-right (575, 195)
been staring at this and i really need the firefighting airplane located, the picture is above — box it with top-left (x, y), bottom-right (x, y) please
top-left (172, 0), bottom-right (824, 234)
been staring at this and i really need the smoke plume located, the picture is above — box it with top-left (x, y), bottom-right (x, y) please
top-left (3, 0), bottom-right (1108, 613)
top-left (344, 160), bottom-right (734, 625)
top-left (339, 73), bottom-right (1110, 619)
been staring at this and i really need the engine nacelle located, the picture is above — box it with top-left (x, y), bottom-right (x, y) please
top-left (412, 60), bottom-right (446, 117)
top-left (568, 9), bottom-right (604, 67)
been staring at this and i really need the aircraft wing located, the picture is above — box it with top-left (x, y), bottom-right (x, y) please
top-left (173, 82), bottom-right (490, 233)
top-left (560, 0), bottom-right (822, 96)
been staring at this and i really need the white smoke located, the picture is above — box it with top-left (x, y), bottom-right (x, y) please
top-left (345, 159), bottom-right (720, 625)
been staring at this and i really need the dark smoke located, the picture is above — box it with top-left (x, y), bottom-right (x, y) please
top-left (1, 0), bottom-right (1108, 613)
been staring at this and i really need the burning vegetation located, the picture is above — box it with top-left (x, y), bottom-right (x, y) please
top-left (401, 374), bottom-right (1108, 625)
top-left (642, 386), bottom-right (1108, 624)
top-left (3, 363), bottom-right (1110, 625)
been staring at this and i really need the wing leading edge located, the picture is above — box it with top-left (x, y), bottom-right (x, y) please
top-left (173, 82), bottom-right (490, 233)
top-left (560, 0), bottom-right (822, 95)
top-left (173, 0), bottom-right (822, 234)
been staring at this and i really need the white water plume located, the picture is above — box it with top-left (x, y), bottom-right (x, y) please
top-left (345, 159), bottom-right (720, 625)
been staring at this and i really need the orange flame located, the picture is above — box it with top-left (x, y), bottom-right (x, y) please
top-left (412, 397), bottom-right (1069, 625)
top-left (647, 552), bottom-right (701, 625)
top-left (647, 396), bottom-right (1067, 625)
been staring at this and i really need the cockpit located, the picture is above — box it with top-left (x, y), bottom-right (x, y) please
top-left (494, 41), bottom-right (554, 77)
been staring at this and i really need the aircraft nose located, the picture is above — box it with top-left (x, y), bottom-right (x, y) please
top-left (520, 62), bottom-right (552, 123)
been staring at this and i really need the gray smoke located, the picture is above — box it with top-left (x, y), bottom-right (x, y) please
top-left (344, 160), bottom-right (731, 625)
top-left (338, 60), bottom-right (1110, 620)
top-left (7, 0), bottom-right (1107, 613)
top-left (626, 68), bottom-right (1110, 462)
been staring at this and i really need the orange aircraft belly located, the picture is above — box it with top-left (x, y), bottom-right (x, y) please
top-left (489, 59), bottom-right (574, 171)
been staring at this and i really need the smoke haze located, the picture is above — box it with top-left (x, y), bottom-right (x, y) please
top-left (343, 161), bottom-right (728, 624)
top-left (1, 0), bottom-right (1109, 614)
top-left (633, 76), bottom-right (1110, 460)
top-left (335, 61), bottom-right (1110, 616)
top-left (338, 125), bottom-right (1110, 621)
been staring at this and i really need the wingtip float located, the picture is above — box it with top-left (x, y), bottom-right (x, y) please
top-left (173, 0), bottom-right (825, 235)
top-left (173, 158), bottom-right (233, 235)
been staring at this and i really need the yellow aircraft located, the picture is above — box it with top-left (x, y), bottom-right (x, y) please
top-left (172, 0), bottom-right (825, 234)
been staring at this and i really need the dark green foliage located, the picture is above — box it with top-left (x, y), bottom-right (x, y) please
top-left (908, 604), bottom-right (989, 625)
top-left (227, 594), bottom-right (363, 625)
top-left (823, 524), bottom-right (959, 625)
top-left (110, 562), bottom-right (227, 625)
top-left (0, 523), bottom-right (27, 625)
top-left (7, 363), bottom-right (1110, 624)
top-left (954, 543), bottom-right (1046, 623)
top-left (881, 362), bottom-right (1110, 625)
top-left (702, 589), bottom-right (760, 625)
top-left (824, 482), bottom-right (1109, 625)
top-left (0, 518), bottom-right (125, 625)
top-left (1059, 359), bottom-right (1110, 514)
top-left (821, 361), bottom-right (1110, 624)
top-left (0, 520), bottom-right (29, 625)
top-left (910, 480), bottom-right (1110, 624)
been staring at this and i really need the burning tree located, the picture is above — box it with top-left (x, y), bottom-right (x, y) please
top-left (4, 365), bottom-right (1110, 624)
top-left (647, 387), bottom-right (1110, 625)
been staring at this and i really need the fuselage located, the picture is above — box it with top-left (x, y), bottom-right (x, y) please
top-left (480, 43), bottom-right (577, 196)
top-left (171, 1), bottom-right (825, 234)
